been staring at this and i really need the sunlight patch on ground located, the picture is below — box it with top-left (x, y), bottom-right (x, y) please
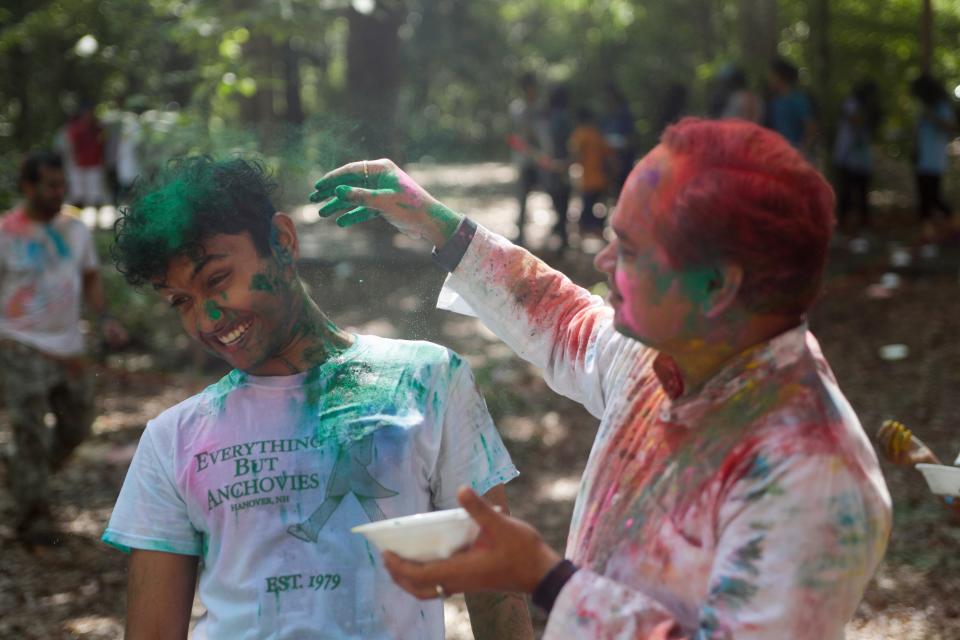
top-left (536, 475), bottom-right (582, 502)
top-left (540, 411), bottom-right (569, 446)
top-left (64, 615), bottom-right (123, 638)
top-left (846, 606), bottom-right (940, 639)
top-left (59, 505), bottom-right (116, 537)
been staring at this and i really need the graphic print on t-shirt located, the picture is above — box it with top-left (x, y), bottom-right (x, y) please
top-left (287, 433), bottom-right (399, 542)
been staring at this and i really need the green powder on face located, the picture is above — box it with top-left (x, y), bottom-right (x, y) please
top-left (251, 272), bottom-right (274, 292)
top-left (205, 299), bottom-right (223, 320)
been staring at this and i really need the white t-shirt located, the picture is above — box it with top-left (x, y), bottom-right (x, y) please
top-left (103, 335), bottom-right (518, 640)
top-left (0, 208), bottom-right (99, 356)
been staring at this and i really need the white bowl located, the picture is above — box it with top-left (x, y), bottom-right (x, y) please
top-left (352, 508), bottom-right (480, 562)
top-left (916, 464), bottom-right (960, 497)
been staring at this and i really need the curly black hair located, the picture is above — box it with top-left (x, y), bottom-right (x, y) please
top-left (112, 156), bottom-right (279, 286)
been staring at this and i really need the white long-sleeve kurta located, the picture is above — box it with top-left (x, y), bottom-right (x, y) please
top-left (439, 226), bottom-right (891, 639)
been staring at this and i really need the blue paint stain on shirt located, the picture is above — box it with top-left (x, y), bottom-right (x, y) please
top-left (44, 225), bottom-right (70, 258)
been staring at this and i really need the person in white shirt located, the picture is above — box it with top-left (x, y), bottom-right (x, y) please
top-left (311, 117), bottom-right (891, 639)
top-left (103, 156), bottom-right (532, 640)
top-left (0, 151), bottom-right (126, 546)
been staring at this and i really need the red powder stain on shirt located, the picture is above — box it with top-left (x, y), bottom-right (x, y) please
top-left (1, 209), bottom-right (32, 236)
top-left (5, 285), bottom-right (36, 318)
top-left (498, 250), bottom-right (602, 367)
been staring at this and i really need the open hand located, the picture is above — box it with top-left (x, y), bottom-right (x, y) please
top-left (309, 159), bottom-right (463, 248)
top-left (382, 487), bottom-right (561, 599)
top-left (876, 420), bottom-right (940, 466)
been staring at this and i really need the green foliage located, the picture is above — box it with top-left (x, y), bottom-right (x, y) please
top-left (3, 0), bottom-right (960, 194)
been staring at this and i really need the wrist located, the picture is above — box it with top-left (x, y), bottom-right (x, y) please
top-left (431, 217), bottom-right (476, 273)
top-left (530, 557), bottom-right (578, 613)
top-left (426, 203), bottom-right (463, 249)
top-left (525, 543), bottom-right (563, 594)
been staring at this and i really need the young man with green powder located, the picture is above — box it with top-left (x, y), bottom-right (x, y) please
top-left (102, 157), bottom-right (532, 639)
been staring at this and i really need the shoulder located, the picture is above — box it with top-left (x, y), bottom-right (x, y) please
top-left (736, 342), bottom-right (883, 488)
top-left (0, 208), bottom-right (30, 237)
top-left (352, 334), bottom-right (466, 376)
top-left (56, 212), bottom-right (94, 240)
top-left (147, 371), bottom-right (244, 440)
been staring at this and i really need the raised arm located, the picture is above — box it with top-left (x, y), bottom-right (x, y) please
top-left (126, 550), bottom-right (198, 640)
top-left (310, 160), bottom-right (640, 416)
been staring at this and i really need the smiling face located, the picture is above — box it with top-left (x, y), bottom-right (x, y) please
top-left (594, 146), bottom-right (717, 351)
top-left (155, 220), bottom-right (301, 374)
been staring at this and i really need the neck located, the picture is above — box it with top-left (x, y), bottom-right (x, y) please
top-left (255, 285), bottom-right (353, 376)
top-left (24, 203), bottom-right (55, 223)
top-left (669, 315), bottom-right (801, 397)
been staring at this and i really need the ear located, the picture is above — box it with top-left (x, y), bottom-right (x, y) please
top-left (701, 263), bottom-right (743, 319)
top-left (270, 212), bottom-right (300, 261)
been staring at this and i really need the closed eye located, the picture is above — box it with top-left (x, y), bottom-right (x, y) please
top-left (207, 271), bottom-right (230, 288)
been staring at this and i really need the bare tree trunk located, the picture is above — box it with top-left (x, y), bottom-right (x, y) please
top-left (809, 0), bottom-right (830, 111)
top-left (808, 0), bottom-right (831, 166)
top-left (921, 0), bottom-right (934, 73)
top-left (282, 40), bottom-right (304, 125)
top-left (695, 0), bottom-right (718, 61)
top-left (11, 45), bottom-right (31, 148)
top-left (345, 1), bottom-right (406, 157)
top-left (738, 0), bottom-right (778, 80)
top-left (240, 35), bottom-right (277, 126)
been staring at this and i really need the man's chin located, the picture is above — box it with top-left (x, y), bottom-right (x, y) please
top-left (612, 319), bottom-right (657, 349)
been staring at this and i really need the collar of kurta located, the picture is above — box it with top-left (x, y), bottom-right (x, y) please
top-left (652, 322), bottom-right (809, 425)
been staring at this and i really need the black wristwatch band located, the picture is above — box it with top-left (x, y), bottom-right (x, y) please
top-left (431, 217), bottom-right (477, 273)
top-left (531, 559), bottom-right (579, 613)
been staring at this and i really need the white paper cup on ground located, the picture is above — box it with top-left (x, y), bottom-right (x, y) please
top-left (916, 464), bottom-right (960, 497)
top-left (880, 273), bottom-right (902, 289)
top-left (352, 508), bottom-right (480, 562)
top-left (890, 248), bottom-right (912, 267)
top-left (879, 344), bottom-right (909, 361)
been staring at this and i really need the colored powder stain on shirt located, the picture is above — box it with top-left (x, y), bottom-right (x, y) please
top-left (479, 433), bottom-right (497, 474)
top-left (731, 536), bottom-right (764, 577)
top-left (201, 370), bottom-right (247, 415)
top-left (710, 576), bottom-right (758, 609)
top-left (745, 454), bottom-right (771, 480)
top-left (27, 241), bottom-right (45, 266)
top-left (304, 353), bottom-right (447, 446)
top-left (43, 226), bottom-right (71, 258)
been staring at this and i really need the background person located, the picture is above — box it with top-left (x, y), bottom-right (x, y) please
top-left (569, 106), bottom-right (616, 236)
top-left (911, 73), bottom-right (957, 240)
top-left (0, 151), bottom-right (126, 547)
top-left (833, 80), bottom-right (881, 237)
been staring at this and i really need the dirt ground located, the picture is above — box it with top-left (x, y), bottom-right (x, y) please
top-left (2, 163), bottom-right (959, 639)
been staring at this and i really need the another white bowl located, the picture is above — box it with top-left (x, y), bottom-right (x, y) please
top-left (916, 463), bottom-right (960, 497)
top-left (352, 508), bottom-right (480, 562)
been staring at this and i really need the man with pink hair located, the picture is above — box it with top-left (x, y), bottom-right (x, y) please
top-left (313, 118), bottom-right (891, 638)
